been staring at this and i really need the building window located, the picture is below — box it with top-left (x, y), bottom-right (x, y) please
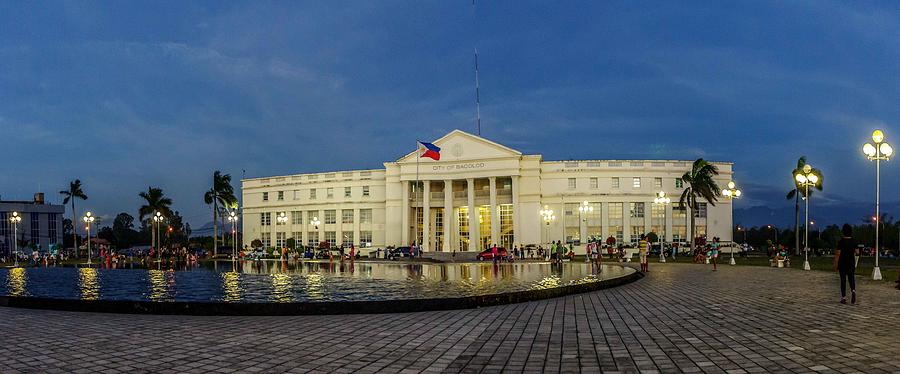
top-left (590, 177), bottom-right (598, 189)
top-left (309, 189), bottom-right (317, 199)
top-left (325, 231), bottom-right (336, 246)
top-left (261, 232), bottom-right (271, 248)
top-left (630, 202), bottom-right (645, 218)
top-left (359, 231), bottom-right (373, 247)
top-left (324, 210), bottom-right (336, 224)
top-left (342, 209), bottom-right (354, 224)
top-left (362, 186), bottom-right (370, 197)
top-left (276, 232), bottom-right (286, 248)
top-left (292, 211), bottom-right (302, 225)
top-left (499, 204), bottom-right (514, 249)
top-left (344, 187), bottom-right (351, 198)
top-left (567, 178), bottom-right (576, 190)
top-left (632, 177), bottom-right (641, 189)
top-left (260, 212), bottom-right (271, 226)
top-left (31, 213), bottom-right (40, 246)
top-left (277, 191), bottom-right (284, 201)
top-left (48, 213), bottom-right (58, 244)
top-left (611, 177), bottom-right (620, 189)
top-left (342, 231), bottom-right (354, 245)
top-left (292, 232), bottom-right (302, 245)
top-left (675, 178), bottom-right (684, 188)
top-left (293, 190), bottom-right (301, 200)
top-left (654, 178), bottom-right (662, 189)
top-left (262, 192), bottom-right (269, 201)
top-left (307, 232), bottom-right (319, 247)
top-left (360, 209), bottom-right (373, 224)
top-left (694, 202), bottom-right (708, 218)
top-left (326, 188), bottom-right (334, 199)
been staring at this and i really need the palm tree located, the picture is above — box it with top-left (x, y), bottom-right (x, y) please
top-left (138, 187), bottom-right (173, 223)
top-left (204, 171), bottom-right (237, 256)
top-left (60, 179), bottom-right (87, 257)
top-left (679, 159), bottom-right (720, 253)
top-left (786, 156), bottom-right (823, 255)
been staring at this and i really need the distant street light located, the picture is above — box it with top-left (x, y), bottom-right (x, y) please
top-left (767, 224), bottom-right (778, 246)
top-left (794, 166), bottom-right (818, 271)
top-left (721, 181), bottom-right (742, 265)
top-left (9, 212), bottom-right (21, 267)
top-left (540, 205), bottom-right (556, 247)
top-left (82, 212), bottom-right (95, 264)
top-left (310, 216), bottom-right (321, 230)
top-left (863, 129), bottom-right (892, 280)
top-left (228, 210), bottom-right (239, 261)
top-left (152, 211), bottom-right (164, 267)
top-left (653, 192), bottom-right (671, 263)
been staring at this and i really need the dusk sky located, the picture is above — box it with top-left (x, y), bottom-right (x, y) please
top-left (3, 1), bottom-right (900, 229)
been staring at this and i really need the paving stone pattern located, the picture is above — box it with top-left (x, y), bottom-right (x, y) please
top-left (0, 263), bottom-right (897, 373)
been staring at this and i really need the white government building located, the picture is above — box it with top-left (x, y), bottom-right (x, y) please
top-left (242, 130), bottom-right (734, 255)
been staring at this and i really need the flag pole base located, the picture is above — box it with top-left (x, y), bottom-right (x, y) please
top-left (803, 260), bottom-right (810, 271)
top-left (729, 257), bottom-right (736, 266)
top-left (873, 266), bottom-right (883, 280)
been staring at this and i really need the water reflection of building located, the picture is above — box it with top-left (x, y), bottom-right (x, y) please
top-left (243, 130), bottom-right (734, 255)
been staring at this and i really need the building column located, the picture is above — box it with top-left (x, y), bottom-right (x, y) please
top-left (511, 176), bottom-right (520, 248)
top-left (623, 202), bottom-right (631, 244)
top-left (600, 202), bottom-right (609, 241)
top-left (467, 178), bottom-right (478, 251)
top-left (489, 177), bottom-right (499, 247)
top-left (422, 181), bottom-right (431, 251)
top-left (645, 201), bottom-right (653, 237)
top-left (665, 202), bottom-right (674, 242)
top-left (443, 180), bottom-right (453, 252)
top-left (401, 181), bottom-right (409, 246)
top-left (579, 207), bottom-right (588, 246)
top-left (353, 208), bottom-right (361, 247)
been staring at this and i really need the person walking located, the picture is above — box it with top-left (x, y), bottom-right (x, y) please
top-left (709, 237), bottom-right (720, 271)
top-left (638, 235), bottom-right (649, 272)
top-left (833, 224), bottom-right (859, 304)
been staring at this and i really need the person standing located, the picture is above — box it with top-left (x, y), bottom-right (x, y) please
top-left (833, 224), bottom-right (859, 304)
top-left (638, 235), bottom-right (649, 272)
top-left (708, 237), bottom-right (720, 271)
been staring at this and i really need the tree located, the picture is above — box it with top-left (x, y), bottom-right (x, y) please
top-left (204, 171), bottom-right (237, 257)
top-left (59, 179), bottom-right (87, 253)
top-left (251, 239), bottom-right (263, 249)
top-left (111, 212), bottom-right (136, 248)
top-left (786, 156), bottom-right (823, 255)
top-left (679, 159), bottom-right (720, 253)
top-left (138, 187), bottom-right (174, 249)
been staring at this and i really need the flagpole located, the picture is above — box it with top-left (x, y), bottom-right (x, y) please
top-left (415, 140), bottom-right (420, 254)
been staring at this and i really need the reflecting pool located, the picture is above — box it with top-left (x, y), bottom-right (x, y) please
top-left (0, 261), bottom-right (634, 303)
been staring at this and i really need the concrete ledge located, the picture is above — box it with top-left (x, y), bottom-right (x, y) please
top-left (0, 266), bottom-right (642, 316)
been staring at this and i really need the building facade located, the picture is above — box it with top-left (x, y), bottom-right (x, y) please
top-left (242, 130), bottom-right (734, 252)
top-left (0, 193), bottom-right (65, 255)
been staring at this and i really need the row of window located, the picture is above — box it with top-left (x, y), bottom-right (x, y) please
top-left (260, 209), bottom-right (374, 226)
top-left (259, 230), bottom-right (374, 248)
top-left (567, 202), bottom-right (707, 219)
top-left (568, 177), bottom-right (684, 190)
top-left (262, 186), bottom-right (371, 202)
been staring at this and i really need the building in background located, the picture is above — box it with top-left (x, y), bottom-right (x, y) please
top-left (0, 193), bottom-right (65, 254)
top-left (242, 130), bottom-right (734, 254)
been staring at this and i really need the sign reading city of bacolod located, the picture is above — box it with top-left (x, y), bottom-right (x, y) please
top-left (431, 162), bottom-right (486, 171)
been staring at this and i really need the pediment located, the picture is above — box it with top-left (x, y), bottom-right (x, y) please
top-left (396, 129), bottom-right (522, 164)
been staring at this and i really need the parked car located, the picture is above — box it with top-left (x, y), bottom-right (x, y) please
top-left (389, 246), bottom-right (412, 259)
top-left (476, 247), bottom-right (508, 261)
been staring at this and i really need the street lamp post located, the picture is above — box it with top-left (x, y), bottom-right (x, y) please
top-left (539, 205), bottom-right (556, 249)
top-left (228, 210), bottom-right (238, 261)
top-left (767, 225), bottom-right (778, 246)
top-left (82, 212), bottom-right (95, 264)
top-left (653, 191), bottom-right (671, 263)
top-left (721, 181), bottom-right (742, 265)
top-left (9, 212), bottom-right (21, 267)
top-left (863, 129), bottom-right (892, 280)
top-left (577, 201), bottom-right (593, 262)
top-left (794, 167), bottom-right (818, 271)
top-left (152, 212), bottom-right (164, 267)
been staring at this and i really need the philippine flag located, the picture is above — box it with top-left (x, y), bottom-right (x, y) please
top-left (418, 141), bottom-right (441, 161)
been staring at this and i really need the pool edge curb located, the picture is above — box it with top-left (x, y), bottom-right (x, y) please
top-left (0, 265), bottom-right (643, 316)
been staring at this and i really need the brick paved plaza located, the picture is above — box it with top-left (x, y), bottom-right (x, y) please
top-left (0, 263), bottom-right (897, 373)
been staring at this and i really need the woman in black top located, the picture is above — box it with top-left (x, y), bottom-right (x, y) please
top-left (833, 224), bottom-right (859, 304)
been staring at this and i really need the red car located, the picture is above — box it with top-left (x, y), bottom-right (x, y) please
top-left (476, 247), bottom-right (507, 261)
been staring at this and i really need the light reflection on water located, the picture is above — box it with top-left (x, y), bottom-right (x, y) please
top-left (79, 268), bottom-right (99, 300)
top-left (0, 261), bottom-right (634, 303)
